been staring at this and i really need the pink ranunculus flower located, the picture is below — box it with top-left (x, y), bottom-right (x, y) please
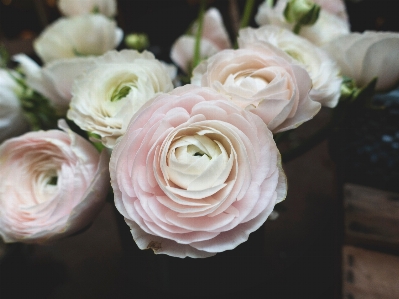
top-left (238, 25), bottom-right (342, 108)
top-left (0, 120), bottom-right (110, 243)
top-left (170, 8), bottom-right (231, 73)
top-left (191, 43), bottom-right (320, 133)
top-left (110, 85), bottom-right (287, 258)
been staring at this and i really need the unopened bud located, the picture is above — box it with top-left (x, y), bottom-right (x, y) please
top-left (125, 33), bottom-right (149, 51)
top-left (284, 0), bottom-right (320, 27)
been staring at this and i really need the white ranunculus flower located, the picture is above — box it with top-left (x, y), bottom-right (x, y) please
top-left (67, 50), bottom-right (175, 148)
top-left (34, 14), bottom-right (123, 64)
top-left (255, 0), bottom-right (350, 47)
top-left (14, 54), bottom-right (96, 114)
top-left (324, 31), bottom-right (399, 91)
top-left (0, 69), bottom-right (29, 142)
top-left (58, 0), bottom-right (117, 17)
top-left (239, 25), bottom-right (342, 108)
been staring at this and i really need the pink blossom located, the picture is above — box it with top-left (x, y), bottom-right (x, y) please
top-left (110, 85), bottom-right (286, 258)
top-left (192, 44), bottom-right (320, 133)
top-left (0, 120), bottom-right (110, 243)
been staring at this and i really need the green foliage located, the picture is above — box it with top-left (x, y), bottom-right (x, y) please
top-left (10, 71), bottom-right (58, 131)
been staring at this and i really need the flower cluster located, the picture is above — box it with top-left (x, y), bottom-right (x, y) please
top-left (0, 0), bottom-right (398, 258)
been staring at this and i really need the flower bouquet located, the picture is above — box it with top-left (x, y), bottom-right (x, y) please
top-left (1, 0), bottom-right (398, 289)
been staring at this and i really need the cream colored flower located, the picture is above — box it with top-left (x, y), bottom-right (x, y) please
top-left (34, 14), bottom-right (123, 64)
top-left (58, 0), bottom-right (117, 17)
top-left (325, 31), bottom-right (399, 91)
top-left (255, 0), bottom-right (350, 47)
top-left (239, 25), bottom-right (342, 108)
top-left (67, 50), bottom-right (175, 148)
top-left (0, 69), bottom-right (29, 142)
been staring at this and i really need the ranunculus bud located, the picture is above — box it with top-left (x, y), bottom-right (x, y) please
top-left (125, 33), bottom-right (150, 51)
top-left (284, 0), bottom-right (320, 27)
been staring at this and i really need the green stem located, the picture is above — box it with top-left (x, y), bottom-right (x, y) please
top-left (239, 0), bottom-right (256, 29)
top-left (293, 23), bottom-right (301, 34)
top-left (192, 0), bottom-right (207, 71)
top-left (234, 0), bottom-right (256, 49)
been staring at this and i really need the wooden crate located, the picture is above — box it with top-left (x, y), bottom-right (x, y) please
top-left (342, 246), bottom-right (399, 299)
top-left (343, 184), bottom-right (399, 250)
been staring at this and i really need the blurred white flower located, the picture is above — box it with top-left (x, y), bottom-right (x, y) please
top-left (14, 54), bottom-right (96, 114)
top-left (67, 50), bottom-right (175, 148)
top-left (34, 14), bottom-right (123, 64)
top-left (0, 69), bottom-right (29, 142)
top-left (312, 0), bottom-right (348, 20)
top-left (170, 8), bottom-right (231, 73)
top-left (58, 0), bottom-right (117, 17)
top-left (324, 31), bottom-right (399, 91)
top-left (239, 25), bottom-right (342, 108)
top-left (255, 0), bottom-right (350, 47)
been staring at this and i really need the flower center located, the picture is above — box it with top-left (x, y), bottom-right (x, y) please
top-left (234, 75), bottom-right (268, 91)
top-left (165, 134), bottom-right (232, 192)
top-left (110, 81), bottom-right (137, 102)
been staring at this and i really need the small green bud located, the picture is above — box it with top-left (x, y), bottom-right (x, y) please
top-left (340, 76), bottom-right (357, 101)
top-left (284, 0), bottom-right (320, 33)
top-left (125, 33), bottom-right (150, 51)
